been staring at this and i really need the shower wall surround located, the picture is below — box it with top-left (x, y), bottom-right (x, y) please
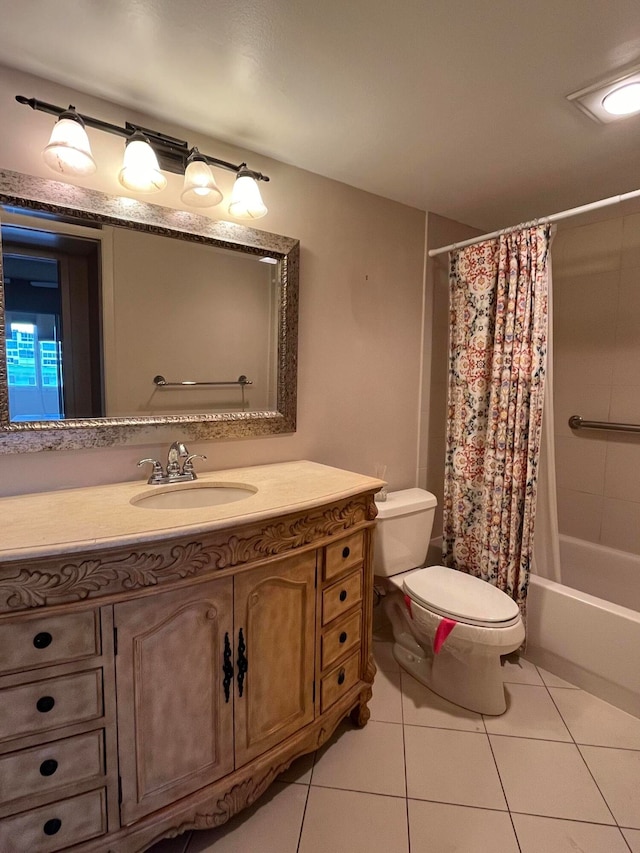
top-left (553, 211), bottom-right (640, 555)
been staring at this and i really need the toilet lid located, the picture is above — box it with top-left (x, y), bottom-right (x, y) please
top-left (402, 566), bottom-right (521, 628)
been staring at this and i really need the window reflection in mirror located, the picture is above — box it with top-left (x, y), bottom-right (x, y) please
top-left (2, 227), bottom-right (102, 422)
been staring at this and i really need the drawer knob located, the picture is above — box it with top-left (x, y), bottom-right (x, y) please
top-left (36, 696), bottom-right (55, 713)
top-left (342, 546), bottom-right (350, 559)
top-left (43, 818), bottom-right (62, 836)
top-left (339, 631), bottom-right (348, 644)
top-left (337, 668), bottom-right (346, 686)
top-left (39, 759), bottom-right (58, 777)
top-left (33, 632), bottom-right (53, 649)
top-left (339, 590), bottom-right (348, 602)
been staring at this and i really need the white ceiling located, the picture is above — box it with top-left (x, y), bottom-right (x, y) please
top-left (1, 0), bottom-right (640, 230)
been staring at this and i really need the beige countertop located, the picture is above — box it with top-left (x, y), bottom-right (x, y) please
top-left (0, 460), bottom-right (384, 562)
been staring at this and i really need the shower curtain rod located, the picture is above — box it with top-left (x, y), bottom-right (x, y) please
top-left (428, 187), bottom-right (640, 257)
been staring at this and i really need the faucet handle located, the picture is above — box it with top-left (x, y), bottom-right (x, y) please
top-left (182, 453), bottom-right (207, 479)
top-left (138, 458), bottom-right (165, 484)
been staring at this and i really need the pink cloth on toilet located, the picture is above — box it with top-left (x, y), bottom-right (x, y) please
top-left (433, 618), bottom-right (457, 654)
top-left (403, 594), bottom-right (413, 619)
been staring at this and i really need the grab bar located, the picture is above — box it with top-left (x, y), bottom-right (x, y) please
top-left (569, 415), bottom-right (640, 435)
top-left (153, 374), bottom-right (253, 388)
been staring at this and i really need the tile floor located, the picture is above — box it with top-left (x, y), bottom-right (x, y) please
top-left (149, 643), bottom-right (640, 853)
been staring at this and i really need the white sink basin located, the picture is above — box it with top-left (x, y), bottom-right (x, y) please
top-left (131, 483), bottom-right (257, 510)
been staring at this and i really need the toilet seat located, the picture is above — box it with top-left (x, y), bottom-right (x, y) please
top-left (401, 565), bottom-right (521, 628)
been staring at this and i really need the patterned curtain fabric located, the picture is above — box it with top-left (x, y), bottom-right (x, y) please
top-left (442, 225), bottom-right (550, 615)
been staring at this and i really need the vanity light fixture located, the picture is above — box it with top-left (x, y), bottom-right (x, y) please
top-left (229, 166), bottom-right (269, 219)
top-left (118, 131), bottom-right (167, 193)
top-left (41, 106), bottom-right (97, 176)
top-left (16, 95), bottom-right (269, 218)
top-left (180, 150), bottom-right (223, 206)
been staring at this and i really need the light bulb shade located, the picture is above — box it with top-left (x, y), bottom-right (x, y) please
top-left (181, 158), bottom-right (223, 207)
top-left (228, 172), bottom-right (268, 219)
top-left (118, 136), bottom-right (167, 193)
top-left (42, 116), bottom-right (96, 176)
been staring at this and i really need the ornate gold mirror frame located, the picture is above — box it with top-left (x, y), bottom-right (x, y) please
top-left (0, 170), bottom-right (299, 453)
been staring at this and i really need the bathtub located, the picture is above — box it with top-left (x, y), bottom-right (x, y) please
top-left (527, 536), bottom-right (640, 718)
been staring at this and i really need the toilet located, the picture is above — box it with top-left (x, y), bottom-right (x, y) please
top-left (374, 488), bottom-right (524, 715)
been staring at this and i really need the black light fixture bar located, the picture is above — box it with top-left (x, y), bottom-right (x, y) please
top-left (15, 95), bottom-right (270, 181)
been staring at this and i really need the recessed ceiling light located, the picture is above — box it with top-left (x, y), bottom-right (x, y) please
top-left (567, 65), bottom-right (640, 123)
top-left (602, 82), bottom-right (640, 116)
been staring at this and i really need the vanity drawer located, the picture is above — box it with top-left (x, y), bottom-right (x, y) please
top-left (0, 670), bottom-right (103, 743)
top-left (0, 610), bottom-right (99, 676)
top-left (0, 788), bottom-right (106, 852)
top-left (324, 530), bottom-right (365, 582)
top-left (0, 730), bottom-right (105, 807)
top-left (322, 570), bottom-right (362, 626)
top-left (320, 651), bottom-right (360, 713)
top-left (321, 610), bottom-right (362, 671)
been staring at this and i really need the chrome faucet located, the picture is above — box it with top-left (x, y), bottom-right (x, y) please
top-left (138, 441), bottom-right (207, 485)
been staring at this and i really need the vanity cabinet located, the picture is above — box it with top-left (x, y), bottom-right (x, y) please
top-left (115, 551), bottom-right (316, 824)
top-left (0, 476), bottom-right (378, 853)
top-left (0, 605), bottom-right (118, 851)
top-left (233, 552), bottom-right (316, 767)
top-left (114, 578), bottom-right (234, 824)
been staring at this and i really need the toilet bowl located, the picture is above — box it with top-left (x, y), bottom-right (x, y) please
top-left (374, 488), bottom-right (524, 715)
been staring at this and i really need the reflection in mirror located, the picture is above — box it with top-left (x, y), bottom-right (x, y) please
top-left (0, 170), bottom-right (299, 452)
top-left (2, 212), bottom-right (278, 421)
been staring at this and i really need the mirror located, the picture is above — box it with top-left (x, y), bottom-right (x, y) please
top-left (0, 170), bottom-right (299, 452)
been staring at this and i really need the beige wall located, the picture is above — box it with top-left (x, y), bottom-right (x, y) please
top-left (553, 210), bottom-right (640, 555)
top-left (107, 229), bottom-right (274, 416)
top-left (0, 65), bottom-right (426, 497)
top-left (419, 213), bottom-right (482, 537)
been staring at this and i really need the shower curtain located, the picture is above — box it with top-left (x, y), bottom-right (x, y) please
top-left (531, 248), bottom-right (562, 583)
top-left (442, 225), bottom-right (551, 614)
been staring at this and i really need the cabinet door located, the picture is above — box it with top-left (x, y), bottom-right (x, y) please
top-left (115, 578), bottom-right (234, 824)
top-left (234, 551), bottom-right (316, 767)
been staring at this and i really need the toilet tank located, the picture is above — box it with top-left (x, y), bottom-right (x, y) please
top-left (373, 488), bottom-right (437, 578)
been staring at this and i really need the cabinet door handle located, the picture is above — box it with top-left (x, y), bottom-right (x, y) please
top-left (339, 631), bottom-right (348, 644)
top-left (222, 632), bottom-right (234, 703)
top-left (237, 628), bottom-right (248, 698)
top-left (339, 589), bottom-right (348, 602)
top-left (337, 668), bottom-right (346, 686)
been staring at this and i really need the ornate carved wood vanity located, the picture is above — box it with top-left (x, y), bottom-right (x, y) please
top-left (0, 462), bottom-right (380, 852)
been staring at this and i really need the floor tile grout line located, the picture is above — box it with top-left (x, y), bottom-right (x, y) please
top-left (572, 741), bottom-right (624, 829)
top-left (399, 658), bottom-right (412, 853)
top-left (543, 673), bottom-right (622, 828)
top-left (485, 720), bottom-right (522, 852)
top-left (295, 775), bottom-right (313, 853)
top-left (515, 669), bottom-right (640, 753)
top-left (537, 666), bottom-right (577, 744)
top-left (484, 730), bottom-right (573, 744)
top-left (309, 781), bottom-right (408, 799)
top-left (404, 796), bottom-right (513, 814)
top-left (507, 807), bottom-right (630, 828)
